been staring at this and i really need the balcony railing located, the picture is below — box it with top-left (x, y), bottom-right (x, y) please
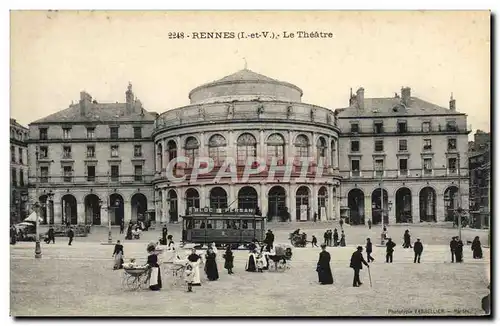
top-left (338, 168), bottom-right (468, 180)
top-left (342, 124), bottom-right (472, 136)
top-left (27, 174), bottom-right (155, 186)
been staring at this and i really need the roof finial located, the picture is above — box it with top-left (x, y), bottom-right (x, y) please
top-left (127, 81), bottom-right (132, 92)
top-left (450, 92), bottom-right (454, 100)
top-left (243, 57), bottom-right (248, 70)
top-left (350, 88), bottom-right (353, 98)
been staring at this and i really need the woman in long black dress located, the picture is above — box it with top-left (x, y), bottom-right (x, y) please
top-left (317, 244), bottom-right (334, 285)
top-left (205, 247), bottom-right (219, 281)
top-left (223, 246), bottom-right (234, 274)
top-left (112, 240), bottom-right (124, 270)
top-left (146, 244), bottom-right (162, 291)
top-left (246, 249), bottom-right (257, 272)
top-left (471, 236), bottom-right (483, 259)
top-left (126, 223), bottom-right (133, 240)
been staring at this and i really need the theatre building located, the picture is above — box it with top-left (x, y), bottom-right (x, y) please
top-left (27, 84), bottom-right (156, 225)
top-left (153, 69), bottom-right (341, 223)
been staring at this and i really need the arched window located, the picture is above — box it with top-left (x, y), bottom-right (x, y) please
top-left (295, 134), bottom-right (309, 158)
top-left (185, 137), bottom-right (199, 168)
top-left (210, 187), bottom-right (228, 210)
top-left (316, 137), bottom-right (327, 165)
top-left (267, 133), bottom-right (285, 165)
top-left (167, 140), bottom-right (177, 162)
top-left (208, 134), bottom-right (227, 166)
top-left (237, 133), bottom-right (257, 166)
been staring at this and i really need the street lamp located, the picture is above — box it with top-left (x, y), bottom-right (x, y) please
top-left (34, 146), bottom-right (42, 259)
top-left (47, 190), bottom-right (54, 225)
top-left (99, 198), bottom-right (120, 245)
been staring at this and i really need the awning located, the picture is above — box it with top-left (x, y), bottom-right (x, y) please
top-left (23, 211), bottom-right (43, 223)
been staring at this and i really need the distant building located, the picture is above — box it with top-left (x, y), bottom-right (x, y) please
top-left (336, 88), bottom-right (470, 224)
top-left (468, 130), bottom-right (490, 228)
top-left (27, 84), bottom-right (157, 226)
top-left (10, 118), bottom-right (29, 223)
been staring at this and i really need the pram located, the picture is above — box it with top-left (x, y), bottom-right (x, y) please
top-left (267, 244), bottom-right (293, 272)
top-left (122, 266), bottom-right (150, 291)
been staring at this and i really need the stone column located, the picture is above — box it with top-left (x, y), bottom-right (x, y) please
top-left (200, 132), bottom-right (206, 157)
top-left (100, 206), bottom-right (108, 225)
top-left (437, 193), bottom-right (445, 222)
top-left (364, 195), bottom-right (372, 223)
top-left (77, 203), bottom-right (85, 225)
top-left (286, 184), bottom-right (292, 222)
top-left (200, 185), bottom-right (207, 208)
top-left (328, 184), bottom-right (334, 221)
top-left (327, 137), bottom-right (332, 170)
top-left (290, 183), bottom-right (296, 221)
top-left (411, 194), bottom-right (419, 223)
top-left (162, 189), bottom-right (168, 223)
top-left (260, 183), bottom-right (268, 217)
top-left (178, 188), bottom-right (185, 221)
top-left (311, 132), bottom-right (318, 163)
top-left (259, 130), bottom-right (265, 159)
top-left (162, 138), bottom-right (167, 175)
top-left (312, 184), bottom-right (318, 221)
top-left (53, 200), bottom-right (62, 224)
top-left (229, 184), bottom-right (235, 208)
top-left (335, 186), bottom-right (341, 220)
top-left (124, 201), bottom-right (132, 223)
top-left (176, 136), bottom-right (183, 158)
top-left (228, 131), bottom-right (236, 163)
top-left (287, 131), bottom-right (294, 162)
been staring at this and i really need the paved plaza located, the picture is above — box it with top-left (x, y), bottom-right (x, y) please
top-left (10, 223), bottom-right (490, 316)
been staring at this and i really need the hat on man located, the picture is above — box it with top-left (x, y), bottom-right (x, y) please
top-left (357, 246), bottom-right (363, 250)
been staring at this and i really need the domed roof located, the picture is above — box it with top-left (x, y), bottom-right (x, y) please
top-left (188, 69), bottom-right (303, 105)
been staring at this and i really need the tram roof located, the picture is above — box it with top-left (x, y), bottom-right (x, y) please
top-left (181, 214), bottom-right (265, 220)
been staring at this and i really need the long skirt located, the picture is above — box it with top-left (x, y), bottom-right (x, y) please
top-left (149, 267), bottom-right (162, 291)
top-left (246, 254), bottom-right (257, 272)
top-left (205, 260), bottom-right (219, 281)
top-left (191, 262), bottom-right (202, 286)
top-left (318, 265), bottom-right (334, 285)
top-left (113, 253), bottom-right (123, 270)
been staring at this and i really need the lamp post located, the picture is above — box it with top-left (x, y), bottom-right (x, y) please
top-left (34, 146), bottom-right (41, 259)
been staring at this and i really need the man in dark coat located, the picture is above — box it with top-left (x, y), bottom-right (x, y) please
top-left (368, 219), bottom-right (372, 230)
top-left (48, 226), bottom-right (55, 244)
top-left (403, 230), bottom-right (412, 248)
top-left (313, 212), bottom-right (318, 222)
top-left (413, 238), bottom-right (423, 263)
top-left (68, 227), bottom-right (74, 246)
top-left (350, 246), bottom-right (369, 287)
top-left (450, 237), bottom-right (458, 263)
top-left (119, 220), bottom-right (125, 234)
top-left (366, 238), bottom-right (374, 262)
top-left (386, 238), bottom-right (396, 263)
top-left (323, 230), bottom-right (329, 247)
top-left (339, 219), bottom-right (344, 230)
top-left (10, 225), bottom-right (17, 245)
top-left (316, 244), bottom-right (333, 285)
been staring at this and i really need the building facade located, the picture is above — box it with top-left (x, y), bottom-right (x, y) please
top-left (153, 69), bottom-right (341, 223)
top-left (10, 119), bottom-right (29, 223)
top-left (337, 88), bottom-right (470, 225)
top-left (468, 130), bottom-right (490, 228)
top-left (27, 84), bottom-right (156, 226)
top-left (25, 69), bottom-right (472, 226)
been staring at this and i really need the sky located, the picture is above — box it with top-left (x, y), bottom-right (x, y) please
top-left (10, 11), bottom-right (490, 137)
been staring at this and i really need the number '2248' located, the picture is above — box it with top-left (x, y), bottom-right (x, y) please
top-left (169, 32), bottom-right (185, 39)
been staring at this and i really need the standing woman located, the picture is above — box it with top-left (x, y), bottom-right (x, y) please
top-left (339, 231), bottom-right (346, 247)
top-left (205, 247), bottom-right (219, 281)
top-left (112, 240), bottom-right (124, 270)
top-left (223, 245), bottom-right (234, 274)
top-left (126, 223), bottom-right (133, 240)
top-left (403, 230), bottom-right (412, 248)
top-left (471, 236), bottom-right (483, 259)
top-left (146, 243), bottom-right (162, 291)
top-left (245, 249), bottom-right (258, 272)
top-left (187, 248), bottom-right (202, 286)
top-left (316, 244), bottom-right (334, 285)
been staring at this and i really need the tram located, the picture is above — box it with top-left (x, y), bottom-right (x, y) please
top-left (181, 207), bottom-right (266, 247)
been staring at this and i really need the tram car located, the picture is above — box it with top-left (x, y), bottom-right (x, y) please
top-left (181, 207), bottom-right (266, 248)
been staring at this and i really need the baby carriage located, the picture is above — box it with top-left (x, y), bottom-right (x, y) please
top-left (267, 244), bottom-right (293, 272)
top-left (122, 265), bottom-right (150, 291)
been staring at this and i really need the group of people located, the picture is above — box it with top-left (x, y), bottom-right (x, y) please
top-left (322, 229), bottom-right (346, 247)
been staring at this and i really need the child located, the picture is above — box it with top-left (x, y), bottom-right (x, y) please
top-left (185, 264), bottom-right (194, 292)
top-left (123, 258), bottom-right (137, 269)
top-left (311, 235), bottom-right (318, 247)
top-left (256, 253), bottom-right (265, 272)
top-left (223, 246), bottom-right (234, 275)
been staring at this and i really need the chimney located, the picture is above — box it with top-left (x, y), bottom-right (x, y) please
top-left (401, 87), bottom-right (411, 106)
top-left (126, 82), bottom-right (134, 114)
top-left (449, 93), bottom-right (456, 111)
top-left (356, 87), bottom-right (365, 110)
top-left (349, 88), bottom-right (356, 107)
top-left (79, 91), bottom-right (92, 116)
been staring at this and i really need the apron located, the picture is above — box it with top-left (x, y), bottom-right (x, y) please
top-left (150, 267), bottom-right (159, 286)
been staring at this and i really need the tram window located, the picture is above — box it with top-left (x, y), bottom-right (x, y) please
top-left (186, 220), bottom-right (194, 229)
top-left (225, 221), bottom-right (231, 229)
top-left (242, 221), bottom-right (248, 229)
top-left (231, 220), bottom-right (240, 229)
top-left (255, 220), bottom-right (262, 229)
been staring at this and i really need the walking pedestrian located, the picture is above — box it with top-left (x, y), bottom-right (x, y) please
top-left (68, 227), bottom-right (74, 246)
top-left (48, 226), bottom-right (55, 244)
top-left (413, 238), bottom-right (423, 263)
top-left (311, 235), bottom-right (318, 247)
top-left (313, 212), bottom-right (318, 222)
top-left (471, 236), bottom-right (483, 259)
top-left (385, 238), bottom-right (395, 263)
top-left (367, 219), bottom-right (372, 230)
top-left (339, 218), bottom-right (344, 230)
top-left (366, 238), bottom-right (375, 262)
top-left (112, 240), bottom-right (124, 270)
top-left (403, 230), bottom-right (412, 248)
top-left (339, 230), bottom-right (346, 247)
top-left (450, 236), bottom-right (458, 263)
top-left (119, 220), bottom-right (124, 234)
top-left (316, 244), bottom-right (334, 285)
top-left (350, 246), bottom-right (369, 287)
top-left (323, 230), bottom-right (329, 247)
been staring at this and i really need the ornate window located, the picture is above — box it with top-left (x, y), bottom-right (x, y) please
top-left (316, 137), bottom-right (327, 165)
top-left (266, 133), bottom-right (285, 165)
top-left (237, 133), bottom-right (257, 166)
top-left (294, 134), bottom-right (309, 158)
top-left (208, 134), bottom-right (227, 166)
top-left (185, 137), bottom-right (199, 168)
